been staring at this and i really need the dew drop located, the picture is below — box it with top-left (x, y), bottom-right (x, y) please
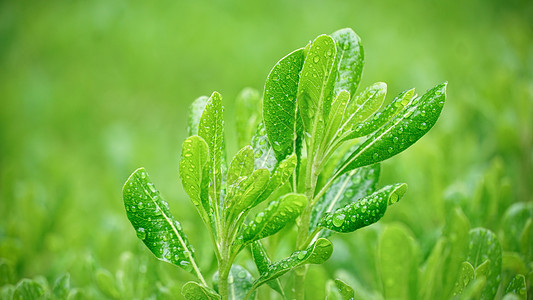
top-left (136, 228), bottom-right (146, 240)
top-left (297, 251), bottom-right (307, 260)
top-left (332, 214), bottom-right (346, 227)
top-left (237, 271), bottom-right (247, 279)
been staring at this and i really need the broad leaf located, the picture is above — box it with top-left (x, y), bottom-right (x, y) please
top-left (251, 122), bottom-right (278, 172)
top-left (345, 88), bottom-right (414, 140)
top-left (13, 279), bottom-right (45, 300)
top-left (123, 168), bottom-right (201, 275)
top-left (378, 224), bottom-right (418, 300)
top-left (198, 91), bottom-right (225, 206)
top-left (188, 96), bottom-right (209, 136)
top-left (319, 183), bottom-right (407, 233)
top-left (241, 193), bottom-right (307, 244)
top-left (180, 136), bottom-right (211, 223)
top-left (224, 169), bottom-right (270, 221)
top-left (452, 262), bottom-right (476, 297)
top-left (235, 88), bottom-right (261, 148)
top-left (213, 265), bottom-right (255, 300)
top-left (227, 145), bottom-right (254, 187)
top-left (330, 28), bottom-right (364, 98)
top-left (252, 238), bottom-right (333, 290)
top-left (505, 274), bottom-right (526, 299)
top-left (263, 48), bottom-right (305, 161)
top-left (336, 82), bottom-right (446, 177)
top-left (298, 34), bottom-right (336, 144)
top-left (310, 163), bottom-right (380, 234)
top-left (182, 282), bottom-right (220, 300)
top-left (466, 228), bottom-right (502, 300)
top-left (326, 279), bottom-right (355, 300)
top-left (250, 241), bottom-right (285, 297)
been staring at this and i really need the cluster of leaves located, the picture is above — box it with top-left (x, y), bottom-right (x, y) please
top-left (122, 28), bottom-right (447, 299)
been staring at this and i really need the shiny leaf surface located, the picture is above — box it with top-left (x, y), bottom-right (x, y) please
top-left (250, 241), bottom-right (285, 297)
top-left (330, 28), bottom-right (364, 98)
top-left (466, 228), bottom-right (502, 300)
top-left (227, 145), bottom-right (254, 187)
top-left (182, 282), bottom-right (220, 300)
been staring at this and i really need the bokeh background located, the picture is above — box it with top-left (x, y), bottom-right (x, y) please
top-left (1, 0), bottom-right (531, 298)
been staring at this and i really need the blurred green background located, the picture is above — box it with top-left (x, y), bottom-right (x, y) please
top-left (1, 0), bottom-right (531, 298)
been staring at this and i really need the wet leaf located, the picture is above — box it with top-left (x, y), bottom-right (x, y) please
top-left (453, 261), bottom-right (476, 297)
top-left (325, 90), bottom-right (351, 143)
top-left (235, 88), bottom-right (261, 148)
top-left (255, 154), bottom-right (297, 206)
top-left (213, 265), bottom-right (255, 300)
top-left (327, 279), bottom-right (355, 300)
top-left (224, 169), bottom-right (270, 221)
top-left (242, 193), bottom-right (307, 244)
top-left (263, 48), bottom-right (305, 160)
top-left (188, 96), bottom-right (209, 136)
top-left (319, 183), bottom-right (407, 233)
top-left (251, 241), bottom-right (285, 297)
top-left (466, 228), bottom-right (502, 300)
top-left (336, 82), bottom-right (446, 177)
top-left (505, 274), bottom-right (527, 299)
top-left (52, 273), bottom-right (70, 299)
top-left (198, 91), bottom-right (225, 207)
top-left (227, 145), bottom-right (254, 187)
top-left (330, 28), bottom-right (364, 98)
top-left (182, 282), bottom-right (220, 300)
top-left (180, 136), bottom-right (211, 223)
top-left (251, 122), bottom-right (278, 172)
top-left (311, 164), bottom-right (380, 234)
top-left (252, 238), bottom-right (333, 290)
top-left (123, 168), bottom-right (201, 275)
top-left (13, 279), bottom-right (45, 300)
top-left (298, 34), bottom-right (336, 144)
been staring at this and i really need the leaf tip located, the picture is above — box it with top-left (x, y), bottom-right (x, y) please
top-left (388, 183), bottom-right (407, 205)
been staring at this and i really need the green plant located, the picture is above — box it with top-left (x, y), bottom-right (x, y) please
top-left (122, 28), bottom-right (447, 299)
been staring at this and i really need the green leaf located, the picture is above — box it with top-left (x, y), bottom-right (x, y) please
top-left (378, 224), bottom-right (418, 300)
top-left (345, 88), bottom-right (415, 140)
top-left (311, 164), bottom-right (380, 234)
top-left (52, 273), bottom-right (71, 299)
top-left (298, 34), bottom-right (336, 144)
top-left (0, 285), bottom-right (14, 300)
top-left (263, 48), bottom-right (306, 160)
top-left (235, 88), bottom-right (261, 148)
top-left (336, 82), bottom-right (446, 177)
top-left (330, 28), bottom-right (364, 98)
top-left (327, 279), bottom-right (355, 300)
top-left (198, 91), bottom-right (225, 207)
top-left (13, 279), bottom-right (45, 300)
top-left (213, 265), bottom-right (255, 300)
top-left (123, 168), bottom-right (202, 276)
top-left (0, 259), bottom-right (14, 285)
top-left (453, 261), bottom-right (476, 297)
top-left (501, 202), bottom-right (533, 257)
top-left (505, 274), bottom-right (527, 299)
top-left (180, 136), bottom-right (211, 223)
top-left (325, 90), bottom-right (351, 143)
top-left (182, 282), bottom-right (221, 300)
top-left (224, 169), bottom-right (270, 221)
top-left (227, 145), bottom-right (255, 187)
top-left (319, 183), bottom-right (407, 233)
top-left (466, 228), bottom-right (502, 300)
top-left (251, 122), bottom-right (278, 172)
top-left (251, 241), bottom-right (285, 297)
top-left (252, 238), bottom-right (333, 290)
top-left (95, 269), bottom-right (119, 298)
top-left (255, 154), bottom-right (297, 206)
top-left (188, 96), bottom-right (209, 136)
top-left (241, 193), bottom-right (307, 244)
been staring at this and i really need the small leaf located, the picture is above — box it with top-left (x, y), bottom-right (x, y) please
top-left (227, 145), bottom-right (254, 187)
top-left (251, 122), bottom-right (278, 172)
top-left (252, 238), bottom-right (333, 289)
top-left (180, 136), bottom-right (211, 222)
top-left (188, 96), bottom-right (209, 136)
top-left (330, 28), bottom-right (364, 98)
top-left (457, 277), bottom-right (487, 300)
top-left (263, 48), bottom-right (305, 160)
top-left (213, 265), bottom-right (255, 300)
top-left (336, 82), bottom-right (446, 177)
top-left (466, 228), bottom-right (502, 300)
top-left (242, 193), bottom-right (307, 244)
top-left (198, 91), bottom-right (225, 206)
top-left (453, 261), bottom-right (476, 297)
top-left (319, 183), bottom-right (407, 233)
top-left (251, 241), bottom-right (285, 297)
top-left (255, 154), bottom-right (297, 206)
top-left (345, 88), bottom-right (415, 140)
top-left (311, 164), bottom-right (380, 234)
top-left (235, 88), bottom-right (261, 148)
top-left (298, 34), bottom-right (337, 143)
top-left (505, 274), bottom-right (527, 299)
top-left (224, 169), bottom-right (270, 221)
top-left (52, 273), bottom-right (71, 299)
top-left (13, 279), bottom-right (45, 300)
top-left (324, 90), bottom-right (351, 143)
top-left (327, 279), bottom-right (355, 300)
top-left (378, 224), bottom-right (418, 300)
top-left (182, 282), bottom-right (220, 300)
top-left (123, 168), bottom-right (201, 275)
top-left (95, 269), bottom-right (119, 299)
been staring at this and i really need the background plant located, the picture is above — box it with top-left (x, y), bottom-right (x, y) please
top-left (0, 0), bottom-right (531, 299)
